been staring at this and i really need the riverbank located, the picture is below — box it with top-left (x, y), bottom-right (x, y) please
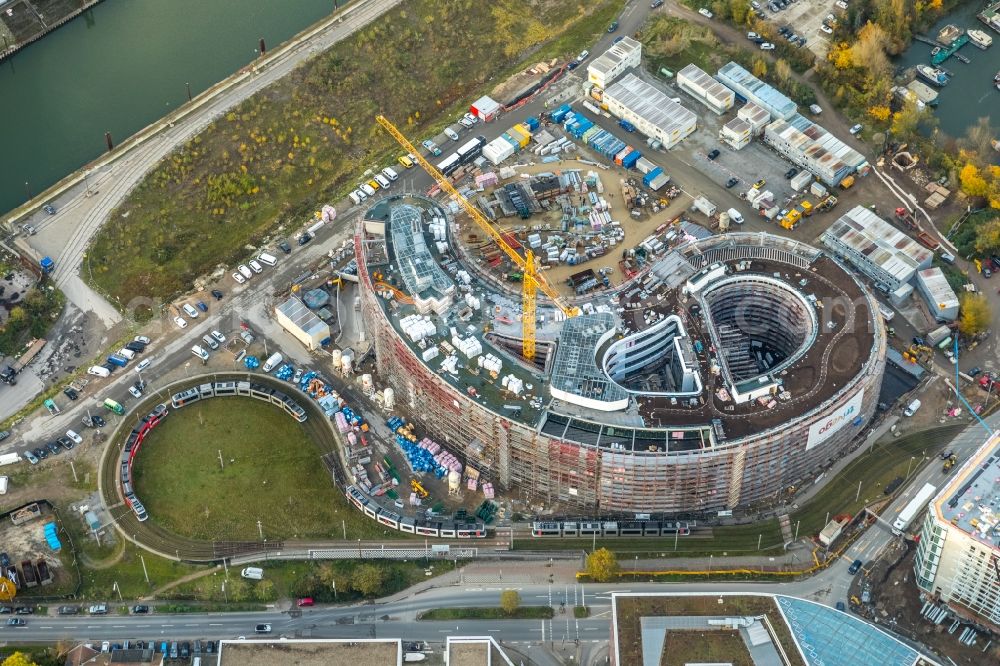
top-left (0, 0), bottom-right (104, 63)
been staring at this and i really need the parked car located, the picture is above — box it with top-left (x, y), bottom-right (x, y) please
top-left (297, 597), bottom-right (315, 607)
top-left (173, 316), bottom-right (188, 329)
top-left (255, 624), bottom-right (272, 634)
top-left (848, 559), bottom-right (863, 575)
top-left (63, 387), bottom-right (78, 401)
top-left (129, 385), bottom-right (143, 399)
top-left (785, 168), bottom-right (799, 179)
top-left (181, 303), bottom-right (199, 318)
top-left (0, 431), bottom-right (8, 442)
top-left (969, 367), bottom-right (983, 377)
top-left (760, 42), bottom-right (775, 50)
top-left (91, 415), bottom-right (106, 428)
top-left (698, 7), bottom-right (713, 18)
top-left (42, 204), bottom-right (56, 215)
top-left (849, 123), bottom-right (863, 135)
top-left (278, 240), bottom-right (292, 254)
top-left (707, 149), bottom-right (720, 160)
top-left (24, 451), bottom-right (38, 465)
top-left (134, 335), bottom-right (151, 345)
top-left (576, 50), bottom-right (590, 62)
top-left (820, 24), bottom-right (833, 34)
top-left (132, 605), bottom-right (150, 614)
top-left (196, 300), bottom-right (208, 312)
top-left (835, 0), bottom-right (848, 8)
top-left (607, 20), bottom-right (618, 32)
top-left (248, 260), bottom-right (263, 274)
top-left (211, 289), bottom-right (225, 300)
top-left (238, 264), bottom-right (253, 280)
top-left (14, 607), bottom-right (33, 615)
top-left (747, 31), bottom-right (760, 40)
top-left (298, 233), bottom-right (313, 246)
top-left (33, 447), bottom-right (47, 460)
top-left (7, 618), bottom-right (25, 626)
top-left (89, 604), bottom-right (108, 615)
top-left (211, 330), bottom-right (226, 344)
top-left (66, 430), bottom-right (83, 445)
top-left (57, 606), bottom-right (80, 615)
top-left (463, 112), bottom-right (478, 125)
top-left (57, 436), bottom-right (73, 450)
top-left (651, 0), bottom-right (664, 6)
top-left (725, 177), bottom-right (739, 188)
top-left (835, 601), bottom-right (846, 612)
top-left (124, 341), bottom-right (146, 353)
top-left (46, 441), bottom-right (61, 455)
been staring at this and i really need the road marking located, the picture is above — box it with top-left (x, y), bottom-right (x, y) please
top-left (584, 627), bottom-right (599, 631)
top-left (39, 625), bottom-right (52, 629)
top-left (209, 623), bottom-right (223, 626)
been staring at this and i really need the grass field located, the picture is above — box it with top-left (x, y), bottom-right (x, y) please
top-left (131, 397), bottom-right (367, 541)
top-left (664, 631), bottom-right (751, 666)
top-left (419, 606), bottom-right (553, 620)
top-left (791, 425), bottom-right (964, 538)
top-left (88, 0), bottom-right (625, 306)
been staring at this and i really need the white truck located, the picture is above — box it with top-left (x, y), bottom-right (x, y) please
top-left (903, 399), bottom-right (921, 417)
top-left (891, 483), bottom-right (937, 535)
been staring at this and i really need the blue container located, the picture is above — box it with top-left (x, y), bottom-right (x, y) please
top-left (524, 116), bottom-right (540, 132)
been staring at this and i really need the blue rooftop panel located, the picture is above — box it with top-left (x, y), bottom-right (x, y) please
top-left (776, 596), bottom-right (921, 666)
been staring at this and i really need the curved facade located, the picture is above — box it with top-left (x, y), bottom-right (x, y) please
top-left (356, 203), bottom-right (887, 516)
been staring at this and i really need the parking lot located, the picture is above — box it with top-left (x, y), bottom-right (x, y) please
top-left (760, 0), bottom-right (843, 58)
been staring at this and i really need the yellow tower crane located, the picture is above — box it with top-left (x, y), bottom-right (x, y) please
top-left (375, 115), bottom-right (580, 361)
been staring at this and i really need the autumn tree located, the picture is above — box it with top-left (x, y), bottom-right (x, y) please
top-left (849, 22), bottom-right (891, 79)
top-left (890, 100), bottom-right (935, 142)
top-left (352, 564), bottom-right (388, 598)
top-left (960, 164), bottom-right (989, 198)
top-left (499, 589), bottom-right (521, 615)
top-left (585, 548), bottom-right (620, 583)
top-left (1, 654), bottom-right (39, 666)
top-left (751, 57), bottom-right (768, 79)
top-left (958, 293), bottom-right (991, 337)
top-left (974, 219), bottom-right (1000, 254)
top-left (774, 59), bottom-right (792, 85)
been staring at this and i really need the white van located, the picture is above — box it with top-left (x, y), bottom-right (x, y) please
top-left (88, 366), bottom-right (110, 378)
top-left (117, 348), bottom-right (136, 360)
top-left (374, 174), bottom-right (391, 189)
top-left (238, 264), bottom-right (253, 280)
top-left (349, 191), bottom-right (362, 206)
top-left (257, 252), bottom-right (277, 267)
top-left (903, 399), bottom-right (921, 417)
top-left (202, 334), bottom-right (219, 351)
top-left (443, 127), bottom-right (459, 141)
top-left (191, 345), bottom-right (209, 361)
top-left (360, 183), bottom-right (376, 197)
top-left (262, 352), bottom-right (283, 373)
top-left (241, 567), bottom-right (264, 580)
top-left (181, 303), bottom-right (199, 318)
top-left (727, 208), bottom-right (744, 225)
top-left (381, 166), bottom-right (399, 182)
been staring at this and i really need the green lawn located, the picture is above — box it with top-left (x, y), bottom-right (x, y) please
top-left (792, 425), bottom-right (964, 538)
top-left (131, 397), bottom-right (348, 541)
top-left (419, 606), bottom-right (554, 620)
top-left (87, 0), bottom-right (625, 305)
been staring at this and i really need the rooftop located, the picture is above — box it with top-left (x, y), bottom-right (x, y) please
top-left (275, 297), bottom-right (329, 339)
top-left (916, 267), bottom-right (959, 309)
top-left (937, 430), bottom-right (1000, 551)
top-left (765, 113), bottom-right (867, 172)
top-left (822, 206), bottom-right (933, 285)
top-left (217, 639), bottom-right (400, 666)
top-left (612, 592), bottom-right (938, 666)
top-left (717, 61), bottom-right (797, 120)
top-left (587, 35), bottom-right (641, 78)
top-left (604, 73), bottom-right (698, 135)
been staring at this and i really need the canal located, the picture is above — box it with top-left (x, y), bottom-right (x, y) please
top-left (0, 0), bottom-right (339, 216)
top-left (895, 2), bottom-right (1000, 142)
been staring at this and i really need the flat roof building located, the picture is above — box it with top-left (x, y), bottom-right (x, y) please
top-left (738, 102), bottom-right (770, 136)
top-left (915, 429), bottom-right (1000, 631)
top-left (275, 297), bottom-right (330, 351)
top-left (720, 117), bottom-right (751, 150)
top-left (763, 113), bottom-right (868, 187)
top-left (587, 36), bottom-right (641, 89)
top-left (677, 63), bottom-right (734, 115)
top-left (603, 73), bottom-right (697, 149)
top-left (821, 206), bottom-right (934, 293)
top-left (915, 267), bottom-right (960, 321)
top-left (716, 61), bottom-right (797, 121)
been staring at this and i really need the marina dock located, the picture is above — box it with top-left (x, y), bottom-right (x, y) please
top-left (932, 34), bottom-right (971, 65)
top-left (978, 1), bottom-right (1000, 34)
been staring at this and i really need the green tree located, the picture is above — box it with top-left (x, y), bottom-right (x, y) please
top-left (585, 548), bottom-right (620, 582)
top-left (352, 564), bottom-right (388, 598)
top-left (227, 577), bottom-right (250, 602)
top-left (2, 653), bottom-right (40, 666)
top-left (499, 589), bottom-right (521, 615)
top-left (958, 293), bottom-right (991, 337)
top-left (254, 579), bottom-right (275, 600)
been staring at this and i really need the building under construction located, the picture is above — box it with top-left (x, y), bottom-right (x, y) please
top-left (355, 195), bottom-right (887, 516)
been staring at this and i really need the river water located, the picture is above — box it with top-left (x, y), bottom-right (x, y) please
top-left (894, 2), bottom-right (1000, 141)
top-left (0, 0), bottom-right (337, 216)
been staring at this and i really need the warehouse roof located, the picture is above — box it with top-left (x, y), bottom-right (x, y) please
top-left (738, 102), bottom-right (771, 126)
top-left (276, 297), bottom-right (329, 340)
top-left (916, 268), bottom-right (959, 310)
top-left (604, 73), bottom-right (697, 137)
top-left (677, 63), bottom-right (734, 107)
top-left (722, 117), bottom-right (751, 136)
top-left (821, 206), bottom-right (933, 285)
top-left (765, 113), bottom-right (867, 172)
top-left (717, 62), bottom-right (797, 120)
top-left (587, 36), bottom-right (641, 81)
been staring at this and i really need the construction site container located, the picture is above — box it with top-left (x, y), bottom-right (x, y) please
top-left (550, 104), bottom-right (573, 123)
top-left (790, 170), bottom-right (813, 192)
top-left (810, 181), bottom-right (828, 198)
top-left (614, 146), bottom-right (634, 166)
top-left (635, 157), bottom-right (657, 174)
top-left (644, 168), bottom-right (670, 191)
top-left (621, 150), bottom-right (641, 169)
top-left (506, 126), bottom-right (530, 148)
top-left (523, 116), bottom-right (540, 132)
top-left (582, 100), bottom-right (602, 115)
top-left (483, 136), bottom-right (516, 164)
top-left (692, 196), bottom-right (717, 217)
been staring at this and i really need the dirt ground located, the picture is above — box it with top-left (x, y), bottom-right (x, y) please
top-left (461, 159), bottom-right (689, 299)
top-left (857, 543), bottom-right (999, 665)
top-left (0, 501), bottom-right (67, 593)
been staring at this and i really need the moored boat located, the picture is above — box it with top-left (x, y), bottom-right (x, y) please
top-left (968, 29), bottom-right (993, 48)
top-left (915, 64), bottom-right (949, 87)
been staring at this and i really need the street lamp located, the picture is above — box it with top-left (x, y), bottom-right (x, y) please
top-left (906, 455), bottom-right (916, 478)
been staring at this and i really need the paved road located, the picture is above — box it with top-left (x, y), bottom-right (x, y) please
top-left (18, 0), bottom-right (403, 330)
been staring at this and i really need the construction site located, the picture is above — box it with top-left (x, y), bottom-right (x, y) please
top-left (338, 115), bottom-right (890, 522)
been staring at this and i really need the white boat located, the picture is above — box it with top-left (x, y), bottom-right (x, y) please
top-left (968, 29), bottom-right (993, 48)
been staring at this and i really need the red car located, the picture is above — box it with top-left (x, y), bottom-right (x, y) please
top-left (296, 598), bottom-right (314, 607)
